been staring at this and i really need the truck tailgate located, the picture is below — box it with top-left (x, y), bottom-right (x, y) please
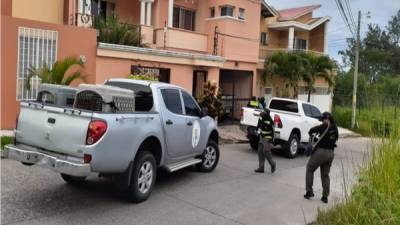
top-left (16, 102), bottom-right (92, 157)
top-left (240, 107), bottom-right (261, 127)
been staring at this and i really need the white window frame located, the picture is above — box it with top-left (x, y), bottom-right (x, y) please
top-left (238, 8), bottom-right (245, 20)
top-left (17, 27), bottom-right (58, 100)
top-left (260, 32), bottom-right (268, 45)
top-left (220, 5), bottom-right (234, 17)
top-left (294, 37), bottom-right (308, 50)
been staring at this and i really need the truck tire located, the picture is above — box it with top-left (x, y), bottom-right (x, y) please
top-left (60, 173), bottom-right (86, 184)
top-left (284, 133), bottom-right (299, 158)
top-left (249, 136), bottom-right (259, 151)
top-left (126, 151), bottom-right (157, 203)
top-left (197, 140), bottom-right (219, 172)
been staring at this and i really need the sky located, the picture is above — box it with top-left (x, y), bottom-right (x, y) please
top-left (266, 0), bottom-right (400, 63)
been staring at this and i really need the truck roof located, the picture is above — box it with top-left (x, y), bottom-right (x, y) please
top-left (106, 78), bottom-right (183, 90)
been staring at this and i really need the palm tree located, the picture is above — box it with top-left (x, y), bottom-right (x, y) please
top-left (263, 51), bottom-right (309, 98)
top-left (26, 56), bottom-right (86, 89)
top-left (302, 53), bottom-right (335, 102)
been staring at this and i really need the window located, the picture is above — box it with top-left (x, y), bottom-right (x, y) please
top-left (302, 104), bottom-right (312, 117)
top-left (182, 91), bottom-right (201, 117)
top-left (161, 89), bottom-right (183, 114)
top-left (238, 8), bottom-right (245, 20)
top-left (220, 5), bottom-right (234, 17)
top-left (260, 32), bottom-right (268, 45)
top-left (210, 7), bottom-right (215, 18)
top-left (264, 87), bottom-right (272, 95)
top-left (17, 27), bottom-right (58, 100)
top-left (294, 38), bottom-right (307, 50)
top-left (173, 6), bottom-right (196, 31)
top-left (269, 99), bottom-right (299, 113)
top-left (310, 105), bottom-right (321, 119)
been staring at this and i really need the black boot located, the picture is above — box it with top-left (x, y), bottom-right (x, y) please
top-left (271, 163), bottom-right (276, 174)
top-left (321, 196), bottom-right (328, 204)
top-left (254, 168), bottom-right (264, 173)
top-left (303, 191), bottom-right (315, 199)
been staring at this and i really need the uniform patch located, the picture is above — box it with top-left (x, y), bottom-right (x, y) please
top-left (192, 120), bottom-right (201, 148)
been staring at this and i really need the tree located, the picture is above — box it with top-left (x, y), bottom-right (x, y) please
top-left (26, 56), bottom-right (86, 89)
top-left (339, 10), bottom-right (400, 81)
top-left (263, 51), bottom-right (309, 98)
top-left (302, 53), bottom-right (335, 102)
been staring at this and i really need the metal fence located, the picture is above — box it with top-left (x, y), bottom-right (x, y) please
top-left (220, 97), bottom-right (251, 123)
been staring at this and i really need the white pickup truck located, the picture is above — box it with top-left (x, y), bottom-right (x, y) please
top-left (240, 97), bottom-right (323, 158)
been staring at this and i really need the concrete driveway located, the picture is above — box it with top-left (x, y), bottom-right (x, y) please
top-left (1, 137), bottom-right (370, 225)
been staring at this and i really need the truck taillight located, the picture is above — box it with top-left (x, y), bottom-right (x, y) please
top-left (240, 108), bottom-right (244, 120)
top-left (86, 120), bottom-right (107, 145)
top-left (274, 114), bottom-right (282, 128)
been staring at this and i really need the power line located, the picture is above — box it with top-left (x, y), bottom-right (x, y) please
top-left (334, 0), bottom-right (355, 38)
top-left (344, 0), bottom-right (356, 28)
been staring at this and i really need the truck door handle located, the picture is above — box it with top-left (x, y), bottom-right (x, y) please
top-left (166, 120), bottom-right (173, 125)
top-left (187, 122), bottom-right (193, 126)
top-left (47, 118), bottom-right (56, 124)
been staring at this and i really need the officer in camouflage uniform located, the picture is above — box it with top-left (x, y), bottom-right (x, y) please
top-left (304, 112), bottom-right (339, 204)
top-left (254, 108), bottom-right (276, 173)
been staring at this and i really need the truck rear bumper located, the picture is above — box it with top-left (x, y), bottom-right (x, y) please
top-left (4, 144), bottom-right (91, 177)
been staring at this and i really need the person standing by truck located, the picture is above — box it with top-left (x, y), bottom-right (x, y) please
top-left (254, 108), bottom-right (276, 174)
top-left (247, 96), bottom-right (261, 109)
top-left (304, 112), bottom-right (338, 204)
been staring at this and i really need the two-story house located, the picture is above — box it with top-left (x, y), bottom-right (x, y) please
top-left (1, 0), bottom-right (330, 129)
top-left (257, 3), bottom-right (332, 112)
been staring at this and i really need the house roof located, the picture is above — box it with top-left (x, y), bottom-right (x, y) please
top-left (277, 5), bottom-right (321, 21)
top-left (268, 16), bottom-right (330, 31)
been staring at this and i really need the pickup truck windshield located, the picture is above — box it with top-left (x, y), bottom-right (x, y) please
top-left (105, 81), bottom-right (153, 111)
top-left (269, 99), bottom-right (298, 113)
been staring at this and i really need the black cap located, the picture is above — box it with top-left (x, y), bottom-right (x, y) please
top-left (320, 112), bottom-right (333, 122)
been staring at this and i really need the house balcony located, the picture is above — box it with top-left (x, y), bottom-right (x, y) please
top-left (155, 27), bottom-right (208, 53)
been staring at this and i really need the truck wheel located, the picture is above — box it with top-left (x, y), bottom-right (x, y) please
top-left (249, 136), bottom-right (259, 151)
top-left (197, 140), bottom-right (219, 172)
top-left (284, 133), bottom-right (299, 158)
top-left (60, 173), bottom-right (86, 184)
top-left (127, 151), bottom-right (156, 203)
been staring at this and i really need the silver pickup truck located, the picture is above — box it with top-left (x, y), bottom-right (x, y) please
top-left (5, 79), bottom-right (219, 203)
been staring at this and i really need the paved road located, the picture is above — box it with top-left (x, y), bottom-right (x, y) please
top-left (1, 137), bottom-right (370, 225)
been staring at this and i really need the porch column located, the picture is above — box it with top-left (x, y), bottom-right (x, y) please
top-left (146, 1), bottom-right (152, 26)
top-left (140, 0), bottom-right (146, 25)
top-left (288, 27), bottom-right (294, 50)
top-left (324, 22), bottom-right (329, 54)
top-left (168, 0), bottom-right (174, 27)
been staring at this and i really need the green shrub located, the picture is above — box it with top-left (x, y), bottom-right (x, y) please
top-left (127, 74), bottom-right (158, 81)
top-left (315, 123), bottom-right (400, 225)
top-left (1, 136), bottom-right (13, 150)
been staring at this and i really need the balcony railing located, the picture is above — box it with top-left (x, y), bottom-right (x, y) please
top-left (259, 48), bottom-right (325, 60)
top-left (155, 27), bottom-right (208, 53)
top-left (74, 13), bottom-right (94, 28)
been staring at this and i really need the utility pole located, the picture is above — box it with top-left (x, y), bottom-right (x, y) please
top-left (351, 10), bottom-right (361, 129)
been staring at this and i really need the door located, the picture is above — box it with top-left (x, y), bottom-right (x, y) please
top-left (192, 71), bottom-right (207, 99)
top-left (160, 88), bottom-right (188, 158)
top-left (181, 90), bottom-right (204, 154)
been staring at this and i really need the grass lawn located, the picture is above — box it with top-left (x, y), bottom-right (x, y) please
top-left (314, 123), bottom-right (400, 225)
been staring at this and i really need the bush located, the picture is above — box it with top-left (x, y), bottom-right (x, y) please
top-left (128, 74), bottom-right (158, 81)
top-left (1, 136), bottom-right (13, 150)
top-left (315, 123), bottom-right (400, 225)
